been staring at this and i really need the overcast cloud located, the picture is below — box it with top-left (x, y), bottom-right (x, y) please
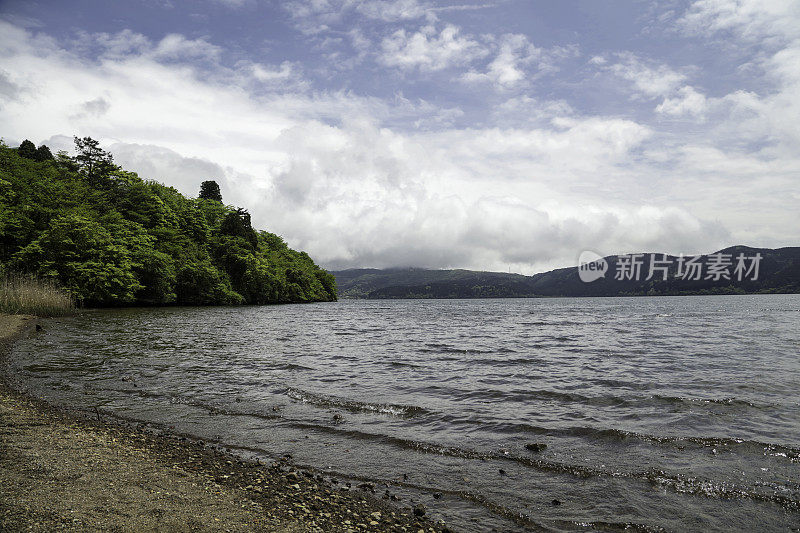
top-left (0, 0), bottom-right (798, 273)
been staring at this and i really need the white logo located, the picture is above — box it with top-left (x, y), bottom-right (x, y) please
top-left (578, 250), bottom-right (608, 283)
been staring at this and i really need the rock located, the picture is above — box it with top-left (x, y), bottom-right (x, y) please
top-left (498, 469), bottom-right (506, 475)
top-left (413, 504), bottom-right (426, 517)
top-left (370, 511), bottom-right (382, 521)
top-left (551, 499), bottom-right (561, 506)
top-left (432, 492), bottom-right (442, 500)
top-left (525, 443), bottom-right (547, 453)
top-left (333, 414), bottom-right (344, 423)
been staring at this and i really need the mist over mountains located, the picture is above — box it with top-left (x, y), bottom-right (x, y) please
top-left (333, 246), bottom-right (800, 299)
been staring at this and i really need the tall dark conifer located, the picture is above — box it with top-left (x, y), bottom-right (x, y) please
top-left (199, 180), bottom-right (223, 202)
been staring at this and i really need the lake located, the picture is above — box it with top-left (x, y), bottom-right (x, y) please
top-left (8, 295), bottom-right (800, 531)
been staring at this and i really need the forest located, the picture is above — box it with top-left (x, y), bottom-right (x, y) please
top-left (0, 138), bottom-right (337, 307)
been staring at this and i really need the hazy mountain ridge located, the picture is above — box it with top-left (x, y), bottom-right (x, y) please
top-left (333, 246), bottom-right (800, 299)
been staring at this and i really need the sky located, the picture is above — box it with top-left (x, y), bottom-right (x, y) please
top-left (0, 0), bottom-right (798, 273)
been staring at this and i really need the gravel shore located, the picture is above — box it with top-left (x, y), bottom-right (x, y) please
top-left (0, 314), bottom-right (448, 532)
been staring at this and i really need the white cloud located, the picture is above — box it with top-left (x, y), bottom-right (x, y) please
top-left (461, 35), bottom-right (577, 90)
top-left (680, 0), bottom-right (800, 43)
top-left (285, 0), bottom-right (433, 34)
top-left (379, 24), bottom-right (487, 71)
top-left (461, 34), bottom-right (539, 88)
top-left (152, 34), bottom-right (221, 61)
top-left (211, 0), bottom-right (250, 7)
top-left (656, 85), bottom-right (708, 117)
top-left (600, 51), bottom-right (711, 120)
top-left (605, 52), bottom-right (687, 97)
top-left (1, 19), bottom-right (798, 272)
top-left (675, 0), bottom-right (800, 157)
top-left (250, 62), bottom-right (293, 82)
top-left (355, 0), bottom-right (431, 22)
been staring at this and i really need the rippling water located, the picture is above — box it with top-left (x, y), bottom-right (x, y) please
top-left (7, 296), bottom-right (800, 531)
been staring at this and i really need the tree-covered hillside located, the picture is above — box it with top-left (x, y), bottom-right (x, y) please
top-left (0, 138), bottom-right (336, 306)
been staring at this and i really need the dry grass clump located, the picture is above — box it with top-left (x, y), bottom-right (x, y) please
top-left (0, 273), bottom-right (75, 316)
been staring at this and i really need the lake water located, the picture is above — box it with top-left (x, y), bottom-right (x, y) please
top-left (7, 296), bottom-right (800, 531)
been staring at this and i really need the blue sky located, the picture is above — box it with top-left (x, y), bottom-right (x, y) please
top-left (1, 0), bottom-right (798, 272)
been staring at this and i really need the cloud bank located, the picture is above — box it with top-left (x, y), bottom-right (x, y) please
top-left (1, 0), bottom-right (798, 273)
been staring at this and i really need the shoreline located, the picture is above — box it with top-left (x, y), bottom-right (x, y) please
top-left (0, 314), bottom-right (447, 532)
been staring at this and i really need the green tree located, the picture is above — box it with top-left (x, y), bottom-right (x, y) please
top-left (11, 214), bottom-right (143, 305)
top-left (34, 145), bottom-right (54, 162)
top-left (220, 208), bottom-right (258, 248)
top-left (175, 260), bottom-right (242, 305)
top-left (0, 141), bottom-right (337, 307)
top-left (17, 140), bottom-right (36, 160)
top-left (199, 180), bottom-right (222, 202)
top-left (73, 136), bottom-right (119, 185)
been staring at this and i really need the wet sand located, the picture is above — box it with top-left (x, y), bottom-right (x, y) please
top-left (0, 314), bottom-right (446, 532)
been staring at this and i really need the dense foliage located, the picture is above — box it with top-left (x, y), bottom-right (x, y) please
top-left (0, 138), bottom-right (336, 307)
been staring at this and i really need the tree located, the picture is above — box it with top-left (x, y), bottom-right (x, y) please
top-left (0, 141), bottom-right (338, 306)
top-left (17, 140), bottom-right (36, 160)
top-left (73, 136), bottom-right (118, 184)
top-left (11, 214), bottom-right (144, 305)
top-left (220, 208), bottom-right (258, 248)
top-left (199, 180), bottom-right (222, 202)
top-left (55, 150), bottom-right (79, 172)
top-left (33, 145), bottom-right (53, 162)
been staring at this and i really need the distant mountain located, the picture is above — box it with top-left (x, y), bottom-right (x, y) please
top-left (332, 246), bottom-right (800, 299)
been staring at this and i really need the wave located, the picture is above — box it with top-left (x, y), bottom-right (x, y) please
top-left (386, 361), bottom-right (422, 368)
top-left (650, 394), bottom-right (767, 409)
top-left (275, 421), bottom-right (800, 509)
top-left (418, 343), bottom-right (495, 354)
top-left (82, 385), bottom-right (283, 421)
top-left (285, 387), bottom-right (426, 417)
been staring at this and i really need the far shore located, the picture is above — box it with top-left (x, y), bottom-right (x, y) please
top-left (0, 314), bottom-right (446, 533)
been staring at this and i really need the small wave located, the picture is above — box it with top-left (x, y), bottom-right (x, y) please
top-left (438, 417), bottom-right (800, 460)
top-left (562, 427), bottom-right (800, 460)
top-left (418, 343), bottom-right (494, 354)
top-left (651, 394), bottom-right (765, 409)
top-left (387, 361), bottom-right (422, 368)
top-left (646, 470), bottom-right (799, 509)
top-left (466, 357), bottom-right (541, 367)
top-left (542, 335), bottom-right (575, 342)
top-left (285, 387), bottom-right (426, 417)
top-left (276, 422), bottom-right (800, 508)
top-left (84, 386), bottom-right (283, 422)
top-left (275, 362), bottom-right (315, 371)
